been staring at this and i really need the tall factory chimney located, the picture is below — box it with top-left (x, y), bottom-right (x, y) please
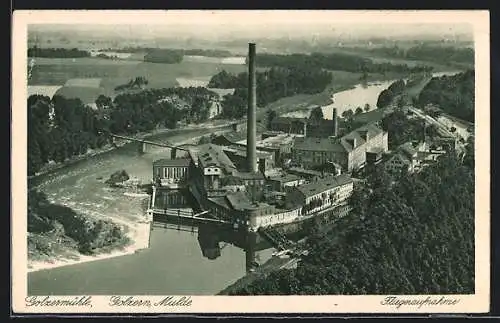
top-left (332, 108), bottom-right (338, 137)
top-left (247, 43), bottom-right (257, 173)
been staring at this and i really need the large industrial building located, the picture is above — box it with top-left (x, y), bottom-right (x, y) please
top-left (292, 122), bottom-right (389, 171)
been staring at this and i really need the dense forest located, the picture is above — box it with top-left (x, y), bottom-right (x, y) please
top-left (230, 148), bottom-right (474, 295)
top-left (28, 47), bottom-right (91, 58)
top-left (102, 47), bottom-right (234, 57)
top-left (376, 79), bottom-right (406, 109)
top-left (252, 52), bottom-right (434, 75)
top-left (143, 49), bottom-right (184, 64)
top-left (208, 67), bottom-right (332, 119)
top-left (361, 45), bottom-right (474, 66)
top-left (417, 69), bottom-right (475, 123)
top-left (28, 87), bottom-right (218, 175)
top-left (28, 189), bottom-right (129, 257)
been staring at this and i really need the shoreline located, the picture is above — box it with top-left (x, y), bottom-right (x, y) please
top-left (28, 219), bottom-right (152, 273)
top-left (28, 120), bottom-right (234, 183)
top-left (27, 132), bottom-right (225, 273)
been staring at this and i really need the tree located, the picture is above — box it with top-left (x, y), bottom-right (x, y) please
top-left (450, 126), bottom-right (457, 133)
top-left (95, 95), bottom-right (112, 110)
top-left (377, 89), bottom-right (394, 109)
top-left (266, 109), bottom-right (277, 129)
top-left (310, 106), bottom-right (324, 121)
top-left (355, 107), bottom-right (363, 115)
top-left (364, 104), bottom-right (370, 112)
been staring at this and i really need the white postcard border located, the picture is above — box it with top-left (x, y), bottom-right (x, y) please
top-left (11, 10), bottom-right (490, 314)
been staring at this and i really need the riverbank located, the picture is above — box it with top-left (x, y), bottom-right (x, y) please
top-left (27, 217), bottom-right (152, 273)
top-left (28, 119), bottom-right (234, 182)
top-left (27, 129), bottom-right (229, 273)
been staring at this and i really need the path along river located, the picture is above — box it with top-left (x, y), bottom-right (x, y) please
top-left (27, 71), bottom-right (462, 295)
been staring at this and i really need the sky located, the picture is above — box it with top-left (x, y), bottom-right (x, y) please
top-left (29, 11), bottom-right (474, 41)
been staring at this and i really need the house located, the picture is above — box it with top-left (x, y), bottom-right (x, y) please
top-left (384, 142), bottom-right (426, 174)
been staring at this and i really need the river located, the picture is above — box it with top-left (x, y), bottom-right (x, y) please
top-left (28, 127), bottom-right (276, 295)
top-left (282, 71), bottom-right (463, 119)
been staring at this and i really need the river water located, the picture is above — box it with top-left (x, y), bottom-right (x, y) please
top-left (28, 127), bottom-right (275, 295)
top-left (283, 71), bottom-right (462, 119)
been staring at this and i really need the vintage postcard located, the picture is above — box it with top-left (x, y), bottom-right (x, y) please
top-left (12, 10), bottom-right (490, 314)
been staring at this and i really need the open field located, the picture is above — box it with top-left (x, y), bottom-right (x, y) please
top-left (54, 86), bottom-right (113, 104)
top-left (33, 57), bottom-right (142, 66)
top-left (64, 78), bottom-right (102, 88)
top-left (29, 57), bottom-right (265, 102)
top-left (27, 85), bottom-right (63, 98)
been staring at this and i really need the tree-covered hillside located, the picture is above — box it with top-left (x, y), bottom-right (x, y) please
top-left (418, 70), bottom-right (474, 122)
top-left (230, 150), bottom-right (474, 295)
top-left (208, 66), bottom-right (332, 119)
top-left (28, 87), bottom-right (219, 176)
top-left (253, 52), bottom-right (433, 75)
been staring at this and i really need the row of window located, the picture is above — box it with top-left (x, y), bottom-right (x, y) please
top-left (155, 167), bottom-right (188, 179)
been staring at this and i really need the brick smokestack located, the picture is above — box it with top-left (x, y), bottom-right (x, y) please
top-left (332, 108), bottom-right (338, 137)
top-left (247, 43), bottom-right (257, 173)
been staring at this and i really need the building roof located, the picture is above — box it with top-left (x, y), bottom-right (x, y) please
top-left (294, 174), bottom-right (353, 198)
top-left (196, 144), bottom-right (237, 173)
top-left (152, 158), bottom-right (191, 167)
top-left (268, 173), bottom-right (301, 183)
top-left (223, 147), bottom-right (272, 159)
top-left (232, 171), bottom-right (266, 180)
top-left (287, 167), bottom-right (322, 177)
top-left (387, 152), bottom-right (412, 164)
top-left (208, 196), bottom-right (232, 209)
top-left (293, 136), bottom-right (345, 152)
top-left (340, 123), bottom-right (384, 152)
top-left (215, 132), bottom-right (247, 145)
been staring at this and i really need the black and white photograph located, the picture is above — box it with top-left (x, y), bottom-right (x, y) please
top-left (12, 10), bottom-right (490, 314)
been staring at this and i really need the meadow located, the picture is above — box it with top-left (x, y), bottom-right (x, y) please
top-left (28, 56), bottom-right (262, 103)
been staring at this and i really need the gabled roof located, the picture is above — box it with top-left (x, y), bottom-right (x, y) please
top-left (196, 144), bottom-right (236, 172)
top-left (387, 152), bottom-right (412, 164)
top-left (340, 123), bottom-right (384, 152)
top-left (293, 123), bottom-right (385, 153)
top-left (217, 132), bottom-right (246, 144)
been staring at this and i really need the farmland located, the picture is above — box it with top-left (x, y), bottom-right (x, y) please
top-left (27, 85), bottom-right (63, 98)
top-left (28, 56), bottom-right (262, 104)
